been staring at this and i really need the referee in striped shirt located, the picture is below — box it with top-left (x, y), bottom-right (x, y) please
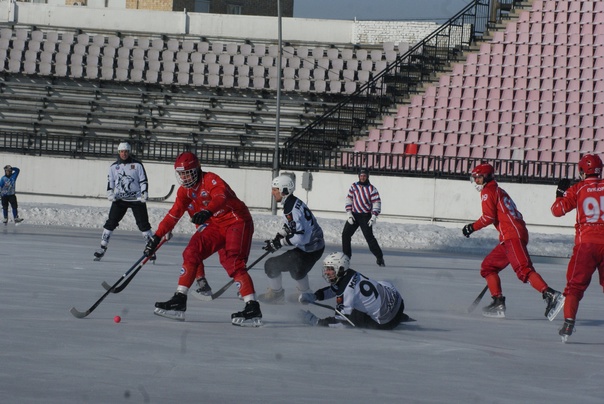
top-left (342, 168), bottom-right (385, 267)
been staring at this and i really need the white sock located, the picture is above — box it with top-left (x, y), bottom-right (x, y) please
top-left (268, 274), bottom-right (283, 291)
top-left (296, 275), bottom-right (311, 293)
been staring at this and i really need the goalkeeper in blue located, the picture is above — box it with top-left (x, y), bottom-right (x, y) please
top-left (299, 252), bottom-right (410, 329)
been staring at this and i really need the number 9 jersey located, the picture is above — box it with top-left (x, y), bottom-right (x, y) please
top-left (471, 179), bottom-right (529, 243)
top-left (551, 176), bottom-right (604, 245)
top-left (318, 269), bottom-right (404, 326)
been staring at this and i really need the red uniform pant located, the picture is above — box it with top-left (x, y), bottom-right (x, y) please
top-left (563, 243), bottom-right (604, 320)
top-left (480, 238), bottom-right (547, 296)
top-left (178, 219), bottom-right (255, 297)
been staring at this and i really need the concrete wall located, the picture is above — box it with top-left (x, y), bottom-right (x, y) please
top-left (1, 152), bottom-right (576, 234)
top-left (1, 1), bottom-right (435, 45)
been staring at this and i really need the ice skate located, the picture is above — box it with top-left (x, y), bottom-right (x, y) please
top-left (93, 246), bottom-right (107, 261)
top-left (482, 296), bottom-right (506, 318)
top-left (14, 217), bottom-right (23, 223)
top-left (559, 319), bottom-right (575, 343)
top-left (191, 277), bottom-right (213, 301)
top-left (543, 287), bottom-right (565, 321)
top-left (376, 257), bottom-right (385, 267)
top-left (154, 292), bottom-right (187, 321)
top-left (231, 300), bottom-right (263, 327)
top-left (257, 288), bottom-right (285, 304)
top-left (3, 217), bottom-right (8, 224)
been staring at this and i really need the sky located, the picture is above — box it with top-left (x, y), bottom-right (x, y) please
top-left (3, 202), bottom-right (602, 403)
top-left (293, 0), bottom-right (471, 22)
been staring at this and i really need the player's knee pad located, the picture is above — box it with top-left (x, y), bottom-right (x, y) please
top-left (264, 259), bottom-right (282, 279)
top-left (289, 266), bottom-right (309, 281)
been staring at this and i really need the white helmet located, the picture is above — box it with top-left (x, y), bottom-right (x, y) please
top-left (271, 174), bottom-right (295, 196)
top-left (117, 142), bottom-right (131, 152)
top-left (322, 252), bottom-right (350, 284)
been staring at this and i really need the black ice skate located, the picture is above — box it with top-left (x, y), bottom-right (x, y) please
top-left (93, 246), bottom-right (107, 261)
top-left (376, 257), bottom-right (385, 267)
top-left (154, 292), bottom-right (187, 321)
top-left (231, 300), bottom-right (263, 327)
top-left (543, 287), bottom-right (565, 321)
top-left (14, 217), bottom-right (23, 223)
top-left (559, 319), bottom-right (575, 343)
top-left (191, 277), bottom-right (213, 301)
top-left (3, 217), bottom-right (8, 224)
top-left (482, 296), bottom-right (506, 318)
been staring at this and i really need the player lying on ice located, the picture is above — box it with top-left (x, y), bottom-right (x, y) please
top-left (299, 252), bottom-right (411, 329)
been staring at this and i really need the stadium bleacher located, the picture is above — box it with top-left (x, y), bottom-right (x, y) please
top-left (1, 0), bottom-right (598, 183)
top-left (0, 25), bottom-right (404, 152)
top-left (353, 0), bottom-right (603, 174)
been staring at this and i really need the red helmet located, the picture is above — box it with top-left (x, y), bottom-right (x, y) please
top-left (579, 154), bottom-right (603, 178)
top-left (174, 152), bottom-right (201, 188)
top-left (471, 163), bottom-right (494, 192)
top-left (471, 163), bottom-right (494, 180)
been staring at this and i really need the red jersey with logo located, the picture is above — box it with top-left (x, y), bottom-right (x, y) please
top-left (155, 171), bottom-right (252, 238)
top-left (472, 180), bottom-right (529, 243)
top-left (551, 177), bottom-right (604, 245)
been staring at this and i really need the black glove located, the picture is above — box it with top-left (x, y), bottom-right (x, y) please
top-left (462, 223), bottom-right (474, 238)
top-left (263, 237), bottom-right (282, 253)
top-left (144, 235), bottom-right (161, 257)
top-left (191, 210), bottom-right (212, 225)
top-left (556, 179), bottom-right (571, 198)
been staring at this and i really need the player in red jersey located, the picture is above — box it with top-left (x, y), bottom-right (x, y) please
top-left (551, 154), bottom-right (604, 341)
top-left (144, 151), bottom-right (261, 326)
top-left (463, 163), bottom-right (564, 320)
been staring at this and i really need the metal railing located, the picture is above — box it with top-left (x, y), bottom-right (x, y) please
top-left (0, 131), bottom-right (575, 184)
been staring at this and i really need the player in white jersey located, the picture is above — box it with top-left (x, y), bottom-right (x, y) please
top-left (258, 174), bottom-right (325, 304)
top-left (299, 252), bottom-right (409, 329)
top-left (93, 142), bottom-right (153, 260)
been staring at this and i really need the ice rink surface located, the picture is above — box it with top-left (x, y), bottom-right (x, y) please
top-left (1, 222), bottom-right (602, 404)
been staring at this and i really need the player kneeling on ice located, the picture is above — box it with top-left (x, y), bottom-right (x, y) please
top-left (463, 163), bottom-right (564, 320)
top-left (144, 152), bottom-right (262, 327)
top-left (258, 174), bottom-right (325, 304)
top-left (299, 252), bottom-right (410, 329)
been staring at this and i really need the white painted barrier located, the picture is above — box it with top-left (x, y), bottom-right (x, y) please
top-left (0, 152), bottom-right (576, 234)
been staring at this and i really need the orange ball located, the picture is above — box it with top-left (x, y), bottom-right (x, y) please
top-left (113, 315), bottom-right (121, 323)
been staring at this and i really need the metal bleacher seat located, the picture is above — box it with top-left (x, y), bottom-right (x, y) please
top-left (15, 28), bottom-right (29, 41)
top-left (0, 28), bottom-right (12, 40)
top-left (240, 43), bottom-right (252, 56)
top-left (39, 60), bottom-right (52, 75)
top-left (151, 38), bottom-right (164, 51)
top-left (222, 74), bottom-right (235, 88)
top-left (236, 73), bottom-right (250, 89)
top-left (85, 64), bottom-right (99, 79)
top-left (190, 52), bottom-right (203, 64)
top-left (107, 35), bottom-right (121, 48)
top-left (23, 59), bottom-right (36, 75)
top-left (161, 71), bottom-right (174, 85)
top-left (207, 74), bottom-right (220, 87)
top-left (70, 63), bottom-right (84, 78)
top-left (115, 67), bottom-right (129, 81)
top-left (130, 67), bottom-right (144, 83)
top-left (145, 69), bottom-right (159, 84)
top-left (166, 38), bottom-right (179, 52)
